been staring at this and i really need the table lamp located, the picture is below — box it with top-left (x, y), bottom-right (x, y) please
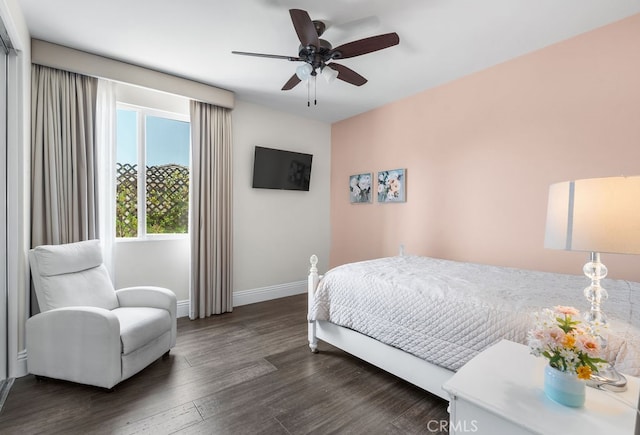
top-left (544, 175), bottom-right (640, 391)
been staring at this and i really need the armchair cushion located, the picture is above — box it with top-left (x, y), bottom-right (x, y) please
top-left (29, 240), bottom-right (118, 311)
top-left (34, 239), bottom-right (103, 275)
top-left (116, 286), bottom-right (178, 348)
top-left (112, 307), bottom-right (171, 355)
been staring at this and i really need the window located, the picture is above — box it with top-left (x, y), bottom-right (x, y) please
top-left (116, 104), bottom-right (190, 238)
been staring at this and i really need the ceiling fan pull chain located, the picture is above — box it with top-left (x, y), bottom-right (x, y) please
top-left (314, 75), bottom-right (317, 106)
top-left (307, 78), bottom-right (310, 107)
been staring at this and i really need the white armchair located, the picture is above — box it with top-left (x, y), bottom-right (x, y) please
top-left (26, 239), bottom-right (177, 389)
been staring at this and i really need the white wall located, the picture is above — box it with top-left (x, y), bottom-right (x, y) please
top-left (114, 238), bottom-right (190, 298)
top-left (233, 100), bottom-right (331, 293)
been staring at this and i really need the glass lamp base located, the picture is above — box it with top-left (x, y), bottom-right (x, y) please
top-left (587, 364), bottom-right (628, 392)
top-left (581, 252), bottom-right (627, 392)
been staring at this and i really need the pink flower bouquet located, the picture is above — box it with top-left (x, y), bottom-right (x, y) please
top-left (528, 305), bottom-right (607, 380)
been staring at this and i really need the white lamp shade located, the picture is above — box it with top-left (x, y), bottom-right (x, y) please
top-left (296, 63), bottom-right (313, 81)
top-left (322, 66), bottom-right (339, 83)
top-left (544, 176), bottom-right (640, 254)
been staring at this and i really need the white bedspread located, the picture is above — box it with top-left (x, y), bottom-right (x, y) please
top-left (309, 256), bottom-right (640, 375)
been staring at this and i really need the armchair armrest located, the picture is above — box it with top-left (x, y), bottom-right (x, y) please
top-left (26, 307), bottom-right (122, 389)
top-left (116, 286), bottom-right (177, 347)
top-left (116, 286), bottom-right (177, 314)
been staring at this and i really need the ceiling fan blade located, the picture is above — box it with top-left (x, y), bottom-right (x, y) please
top-left (281, 74), bottom-right (301, 91)
top-left (331, 32), bottom-right (400, 59)
top-left (328, 63), bottom-right (367, 86)
top-left (289, 9), bottom-right (319, 48)
top-left (232, 51), bottom-right (301, 61)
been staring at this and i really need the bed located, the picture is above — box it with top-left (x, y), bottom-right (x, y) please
top-left (306, 254), bottom-right (640, 400)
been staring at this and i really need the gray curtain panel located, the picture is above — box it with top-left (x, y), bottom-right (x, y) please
top-left (30, 65), bottom-right (98, 314)
top-left (31, 64), bottom-right (98, 248)
top-left (189, 100), bottom-right (233, 319)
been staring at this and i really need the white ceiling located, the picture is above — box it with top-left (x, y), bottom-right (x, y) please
top-left (16, 0), bottom-right (640, 123)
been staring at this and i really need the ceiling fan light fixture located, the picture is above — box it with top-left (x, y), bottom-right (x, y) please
top-left (232, 8), bottom-right (399, 100)
top-left (322, 66), bottom-right (339, 83)
top-left (296, 63), bottom-right (313, 81)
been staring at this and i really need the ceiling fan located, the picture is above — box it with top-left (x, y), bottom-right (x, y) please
top-left (232, 9), bottom-right (400, 91)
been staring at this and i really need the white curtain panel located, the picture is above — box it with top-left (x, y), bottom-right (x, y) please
top-left (96, 79), bottom-right (117, 280)
top-left (189, 100), bottom-right (233, 319)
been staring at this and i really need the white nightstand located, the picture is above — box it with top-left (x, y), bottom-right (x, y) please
top-left (442, 340), bottom-right (639, 435)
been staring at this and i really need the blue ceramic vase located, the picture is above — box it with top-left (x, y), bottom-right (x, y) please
top-left (544, 364), bottom-right (586, 407)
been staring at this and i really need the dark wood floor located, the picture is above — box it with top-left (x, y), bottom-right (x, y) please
top-left (0, 294), bottom-right (449, 434)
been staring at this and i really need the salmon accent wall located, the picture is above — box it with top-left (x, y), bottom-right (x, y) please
top-left (330, 14), bottom-right (640, 282)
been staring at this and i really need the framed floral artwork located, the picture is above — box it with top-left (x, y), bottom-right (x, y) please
top-left (349, 173), bottom-right (373, 204)
top-left (377, 169), bottom-right (406, 203)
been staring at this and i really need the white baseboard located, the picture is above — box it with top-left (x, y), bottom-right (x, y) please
top-left (175, 280), bottom-right (307, 317)
top-left (177, 300), bottom-right (189, 318)
top-left (15, 349), bottom-right (28, 378)
top-left (233, 280), bottom-right (306, 307)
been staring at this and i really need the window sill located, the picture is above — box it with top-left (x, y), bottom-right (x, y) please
top-left (116, 234), bottom-right (189, 243)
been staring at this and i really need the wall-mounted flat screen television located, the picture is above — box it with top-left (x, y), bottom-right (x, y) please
top-left (252, 146), bottom-right (313, 191)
